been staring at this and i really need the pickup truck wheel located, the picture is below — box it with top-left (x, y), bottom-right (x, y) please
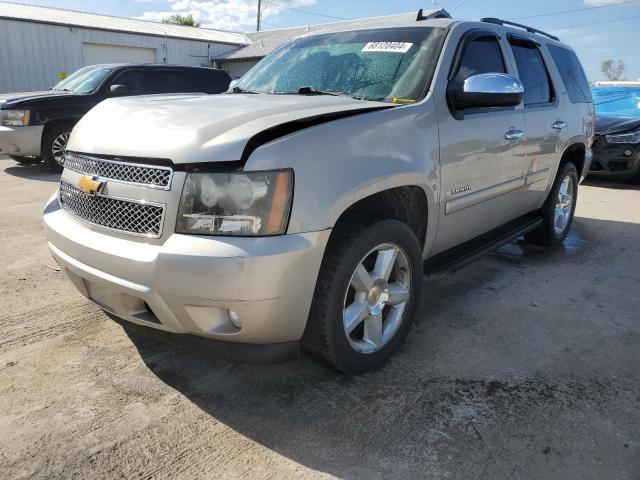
top-left (525, 162), bottom-right (578, 246)
top-left (9, 155), bottom-right (41, 165)
top-left (303, 219), bottom-right (423, 374)
top-left (42, 124), bottom-right (72, 172)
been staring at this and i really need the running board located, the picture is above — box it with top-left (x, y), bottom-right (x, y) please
top-left (423, 213), bottom-right (543, 279)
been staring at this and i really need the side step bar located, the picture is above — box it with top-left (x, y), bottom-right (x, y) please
top-left (424, 213), bottom-right (543, 279)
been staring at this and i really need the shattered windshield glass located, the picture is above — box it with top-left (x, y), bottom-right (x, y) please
top-left (236, 27), bottom-right (447, 103)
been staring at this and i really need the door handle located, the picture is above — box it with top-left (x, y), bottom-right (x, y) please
top-left (552, 120), bottom-right (567, 130)
top-left (505, 129), bottom-right (525, 140)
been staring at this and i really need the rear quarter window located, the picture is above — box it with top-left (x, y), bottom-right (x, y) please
top-left (191, 70), bottom-right (231, 94)
top-left (155, 70), bottom-right (194, 94)
top-left (547, 45), bottom-right (592, 104)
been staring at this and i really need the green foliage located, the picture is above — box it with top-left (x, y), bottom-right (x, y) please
top-left (161, 14), bottom-right (200, 27)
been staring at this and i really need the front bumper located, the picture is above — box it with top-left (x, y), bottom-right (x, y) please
top-left (589, 136), bottom-right (640, 178)
top-left (0, 125), bottom-right (43, 157)
top-left (44, 195), bottom-right (330, 349)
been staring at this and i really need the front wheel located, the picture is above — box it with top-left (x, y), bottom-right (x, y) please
top-left (303, 218), bottom-right (423, 374)
top-left (525, 162), bottom-right (578, 246)
top-left (42, 124), bottom-right (72, 172)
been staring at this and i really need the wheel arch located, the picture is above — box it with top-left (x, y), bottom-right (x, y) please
top-left (41, 117), bottom-right (79, 149)
top-left (559, 141), bottom-right (587, 179)
top-left (328, 182), bottom-right (433, 254)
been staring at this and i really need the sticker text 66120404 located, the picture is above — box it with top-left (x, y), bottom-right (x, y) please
top-left (361, 42), bottom-right (413, 53)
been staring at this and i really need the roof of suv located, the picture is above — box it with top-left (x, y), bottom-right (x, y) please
top-left (88, 63), bottom-right (227, 71)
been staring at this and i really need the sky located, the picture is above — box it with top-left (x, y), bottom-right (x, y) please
top-left (7, 0), bottom-right (640, 81)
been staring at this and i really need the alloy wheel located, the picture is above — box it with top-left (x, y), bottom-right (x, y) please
top-left (51, 132), bottom-right (70, 166)
top-left (342, 243), bottom-right (412, 354)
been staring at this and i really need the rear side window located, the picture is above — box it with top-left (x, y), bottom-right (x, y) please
top-left (112, 70), bottom-right (155, 95)
top-left (453, 36), bottom-right (506, 90)
top-left (155, 70), bottom-right (194, 93)
top-left (509, 39), bottom-right (553, 106)
top-left (191, 69), bottom-right (232, 94)
top-left (547, 45), bottom-right (592, 103)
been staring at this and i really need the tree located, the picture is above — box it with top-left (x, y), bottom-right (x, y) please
top-left (601, 59), bottom-right (626, 81)
top-left (161, 14), bottom-right (200, 27)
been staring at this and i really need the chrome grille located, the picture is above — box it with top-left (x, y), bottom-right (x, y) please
top-left (64, 153), bottom-right (173, 189)
top-left (59, 181), bottom-right (165, 238)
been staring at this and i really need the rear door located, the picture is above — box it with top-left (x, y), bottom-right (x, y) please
top-left (506, 35), bottom-right (565, 208)
top-left (432, 29), bottom-right (528, 253)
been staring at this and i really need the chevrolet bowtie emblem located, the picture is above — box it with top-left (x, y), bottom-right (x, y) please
top-left (79, 175), bottom-right (104, 195)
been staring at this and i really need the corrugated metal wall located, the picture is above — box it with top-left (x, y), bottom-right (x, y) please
top-left (219, 60), bottom-right (259, 79)
top-left (0, 19), bottom-right (240, 93)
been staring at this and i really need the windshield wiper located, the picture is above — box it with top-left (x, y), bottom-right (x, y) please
top-left (231, 86), bottom-right (260, 94)
top-left (295, 86), bottom-right (360, 98)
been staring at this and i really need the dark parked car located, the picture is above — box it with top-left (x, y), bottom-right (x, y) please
top-left (590, 115), bottom-right (640, 183)
top-left (590, 85), bottom-right (640, 183)
top-left (0, 64), bottom-right (232, 170)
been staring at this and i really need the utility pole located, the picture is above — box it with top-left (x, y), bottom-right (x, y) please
top-left (257, 0), bottom-right (262, 31)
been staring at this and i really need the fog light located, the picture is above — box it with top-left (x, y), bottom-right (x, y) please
top-left (228, 310), bottom-right (241, 329)
top-left (624, 149), bottom-right (633, 157)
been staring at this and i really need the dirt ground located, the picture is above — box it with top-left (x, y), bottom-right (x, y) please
top-left (0, 155), bottom-right (638, 480)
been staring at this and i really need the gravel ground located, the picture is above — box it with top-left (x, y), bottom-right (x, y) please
top-left (0, 156), bottom-right (638, 480)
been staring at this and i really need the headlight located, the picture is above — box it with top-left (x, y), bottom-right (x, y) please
top-left (605, 130), bottom-right (640, 144)
top-left (0, 110), bottom-right (30, 126)
top-left (176, 170), bottom-right (293, 236)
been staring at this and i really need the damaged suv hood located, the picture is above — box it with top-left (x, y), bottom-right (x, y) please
top-left (595, 115), bottom-right (640, 136)
top-left (69, 93), bottom-right (390, 164)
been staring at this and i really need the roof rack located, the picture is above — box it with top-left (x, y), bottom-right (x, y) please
top-left (480, 17), bottom-right (559, 41)
top-left (416, 8), bottom-right (451, 21)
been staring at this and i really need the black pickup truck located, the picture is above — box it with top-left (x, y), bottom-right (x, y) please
top-left (0, 64), bottom-right (231, 171)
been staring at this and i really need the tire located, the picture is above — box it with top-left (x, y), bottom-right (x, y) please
top-left (42, 124), bottom-right (72, 172)
top-left (302, 218), bottom-right (423, 374)
top-left (9, 155), bottom-right (41, 164)
top-left (525, 162), bottom-right (579, 246)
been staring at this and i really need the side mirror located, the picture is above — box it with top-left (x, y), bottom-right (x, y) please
top-left (453, 73), bottom-right (523, 110)
top-left (109, 84), bottom-right (129, 96)
top-left (227, 79), bottom-right (239, 92)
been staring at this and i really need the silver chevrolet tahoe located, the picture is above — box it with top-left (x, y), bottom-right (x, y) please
top-left (43, 11), bottom-right (595, 373)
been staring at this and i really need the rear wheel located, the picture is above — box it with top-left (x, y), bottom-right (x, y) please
top-left (525, 162), bottom-right (578, 246)
top-left (42, 124), bottom-right (72, 172)
top-left (303, 218), bottom-right (423, 374)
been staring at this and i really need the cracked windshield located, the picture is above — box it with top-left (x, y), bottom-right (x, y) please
top-left (236, 27), bottom-right (446, 103)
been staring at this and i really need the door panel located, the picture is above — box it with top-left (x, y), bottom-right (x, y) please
top-left (431, 30), bottom-right (528, 254)
top-left (507, 37), bottom-right (566, 209)
top-left (434, 109), bottom-right (526, 253)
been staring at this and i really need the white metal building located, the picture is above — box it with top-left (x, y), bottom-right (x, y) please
top-left (0, 1), bottom-right (249, 93)
top-left (215, 12), bottom-right (422, 78)
top-left (0, 3), bottom-right (438, 91)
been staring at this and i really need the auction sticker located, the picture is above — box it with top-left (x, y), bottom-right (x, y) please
top-left (362, 42), bottom-right (413, 53)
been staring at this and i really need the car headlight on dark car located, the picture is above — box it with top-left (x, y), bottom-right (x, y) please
top-left (605, 130), bottom-right (640, 144)
top-left (0, 110), bottom-right (30, 126)
top-left (176, 170), bottom-right (293, 236)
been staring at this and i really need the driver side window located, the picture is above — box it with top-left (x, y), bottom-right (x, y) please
top-left (452, 36), bottom-right (506, 91)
